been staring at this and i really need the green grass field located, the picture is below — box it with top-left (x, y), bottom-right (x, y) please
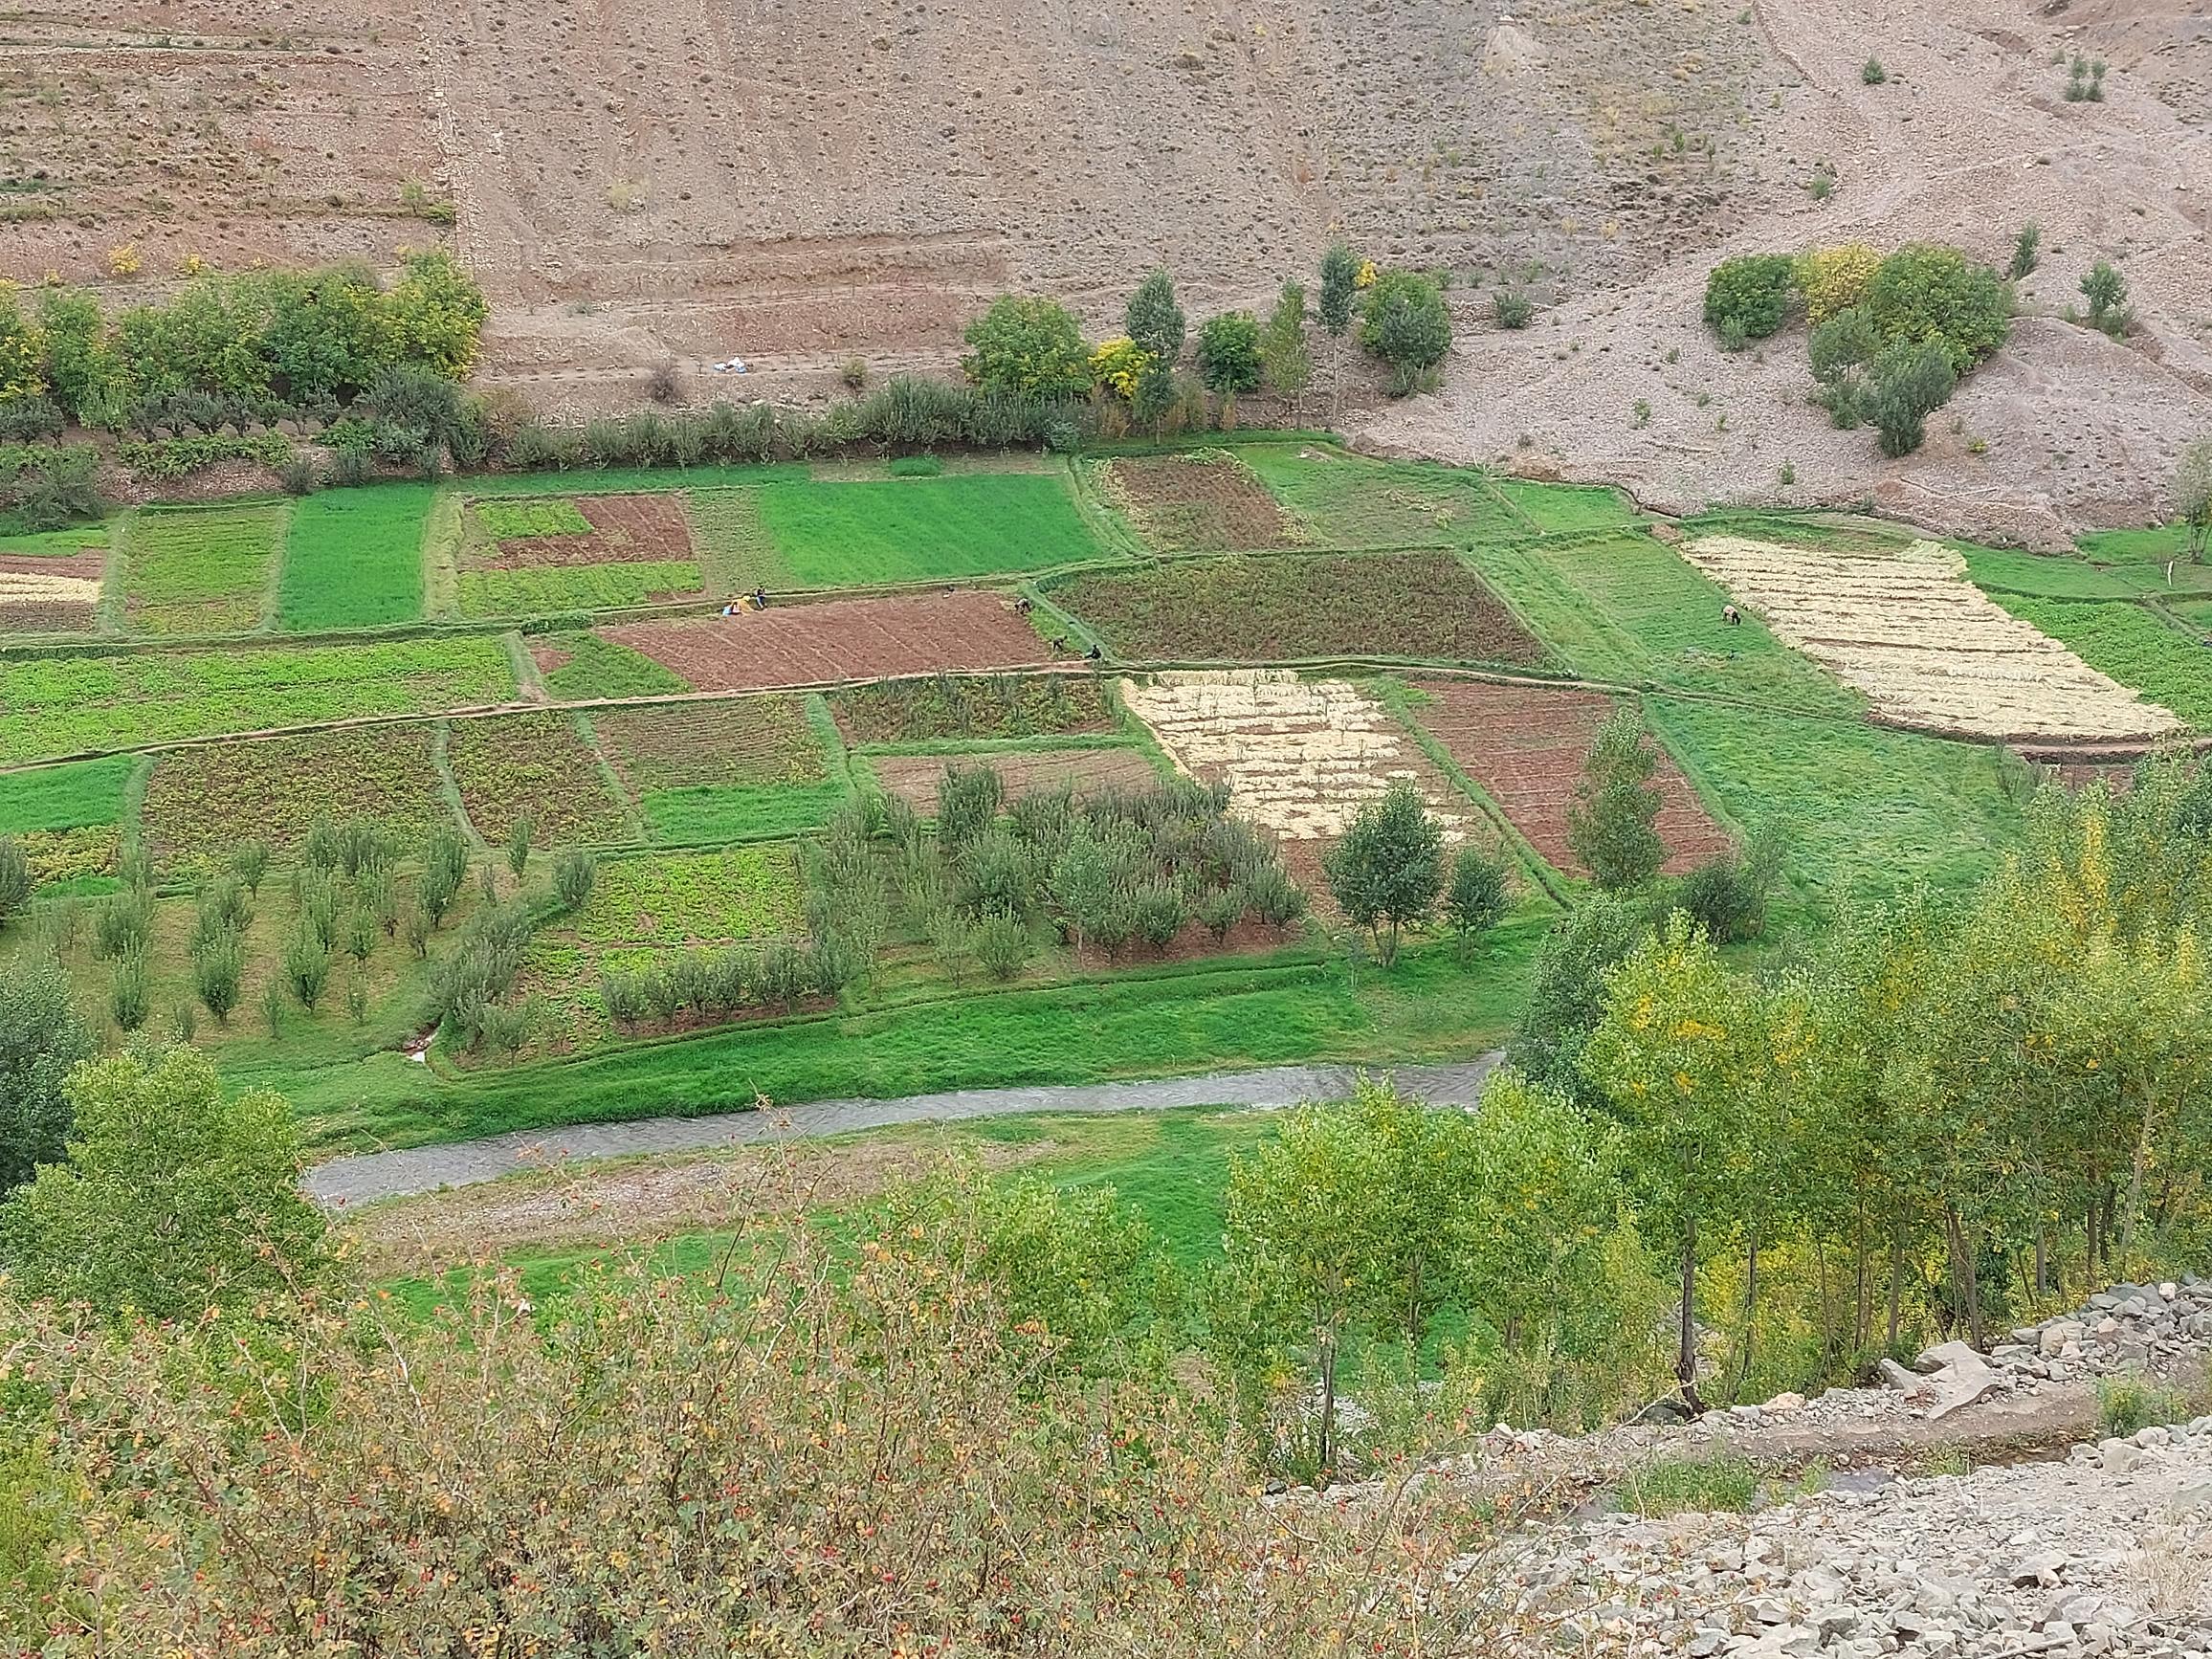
top-left (0, 638), bottom-right (517, 766)
top-left (123, 504), bottom-right (285, 635)
top-left (0, 523), bottom-right (109, 555)
top-left (756, 474), bottom-right (1102, 586)
top-left (1237, 445), bottom-right (1523, 546)
top-left (1469, 532), bottom-right (1860, 713)
top-left (457, 561), bottom-right (705, 618)
top-left (1990, 595), bottom-right (2212, 727)
top-left (0, 753), bottom-right (134, 835)
top-left (1491, 478), bottom-right (1640, 535)
top-left (270, 926), bottom-right (1541, 1152)
top-left (278, 486), bottom-right (432, 630)
top-left (1648, 699), bottom-right (2025, 900)
top-left (685, 488), bottom-right (794, 593)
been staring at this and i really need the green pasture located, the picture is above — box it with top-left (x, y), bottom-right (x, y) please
top-left (1489, 477), bottom-right (1640, 535)
top-left (754, 473), bottom-right (1103, 586)
top-left (456, 561), bottom-right (705, 619)
top-left (0, 523), bottom-right (109, 556)
top-left (639, 782), bottom-right (847, 843)
top-left (0, 754), bottom-right (134, 835)
top-left (278, 486), bottom-right (433, 630)
top-left (535, 632), bottom-right (690, 700)
top-left (1648, 699), bottom-right (2026, 902)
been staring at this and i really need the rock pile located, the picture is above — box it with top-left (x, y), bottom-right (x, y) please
top-left (1993, 1282), bottom-right (2212, 1385)
top-left (1488, 1422), bottom-right (2212, 1659)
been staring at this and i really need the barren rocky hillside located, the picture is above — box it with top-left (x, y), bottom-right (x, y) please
top-left (4, 0), bottom-right (2206, 538)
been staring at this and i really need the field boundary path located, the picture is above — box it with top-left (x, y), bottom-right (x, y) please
top-left (305, 1056), bottom-right (1504, 1206)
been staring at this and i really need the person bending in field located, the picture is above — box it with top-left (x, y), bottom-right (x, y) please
top-left (1723, 603), bottom-right (1742, 626)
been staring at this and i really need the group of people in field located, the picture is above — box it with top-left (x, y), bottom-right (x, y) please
top-left (719, 588), bottom-right (771, 617)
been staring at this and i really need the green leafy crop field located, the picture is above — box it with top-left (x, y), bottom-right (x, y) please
top-left (1489, 478), bottom-right (1640, 535)
top-left (124, 504), bottom-right (285, 635)
top-left (0, 638), bottom-right (516, 766)
top-left (278, 486), bottom-right (432, 630)
top-left (446, 712), bottom-right (631, 846)
top-left (1053, 551), bottom-right (1547, 665)
top-left (1469, 532), bottom-right (1860, 713)
top-left (755, 474), bottom-right (1102, 586)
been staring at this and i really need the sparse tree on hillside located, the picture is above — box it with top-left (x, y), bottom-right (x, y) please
top-left (1259, 281), bottom-right (1313, 420)
top-left (1443, 844), bottom-right (1510, 950)
top-left (1565, 708), bottom-right (1665, 891)
top-left (1324, 781), bottom-right (1445, 967)
top-left (2174, 438), bottom-right (2212, 565)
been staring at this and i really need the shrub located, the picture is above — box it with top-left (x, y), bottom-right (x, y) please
top-left (0, 394), bottom-right (63, 441)
top-left (1863, 244), bottom-right (2012, 373)
top-left (2010, 222), bottom-right (2042, 279)
top-left (276, 455), bottom-right (321, 496)
top-left (1670, 828), bottom-right (1784, 942)
top-left (960, 296), bottom-right (1091, 400)
top-left (1195, 312), bottom-right (1263, 396)
top-left (2081, 261), bottom-right (2132, 338)
top-left (1861, 58), bottom-right (1887, 84)
top-left (1088, 336), bottom-right (1152, 402)
top-left (1796, 244), bottom-right (1880, 323)
top-left (505, 812), bottom-right (537, 881)
top-left (418, 828), bottom-right (470, 925)
top-left (1493, 291), bottom-right (1534, 330)
top-left (1808, 304), bottom-right (1880, 428)
top-left (90, 890), bottom-right (150, 962)
top-left (2096, 1376), bottom-right (2189, 1440)
top-left (553, 848), bottom-right (598, 911)
top-left (1317, 241), bottom-right (1362, 338)
top-left (232, 838), bottom-right (270, 894)
top-left (1615, 1452), bottom-right (1759, 1516)
top-left (1702, 254), bottom-right (1798, 345)
top-left (1360, 271), bottom-right (1453, 395)
top-left (1866, 339), bottom-right (1957, 457)
top-left (0, 838), bottom-right (31, 928)
top-left (937, 763), bottom-right (1005, 854)
top-left (974, 911), bottom-right (1032, 981)
top-left (108, 951), bottom-right (150, 1032)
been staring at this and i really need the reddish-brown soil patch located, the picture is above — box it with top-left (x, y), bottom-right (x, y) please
top-left (528, 641), bottom-right (576, 678)
top-left (594, 698), bottom-right (827, 792)
top-left (1409, 679), bottom-right (1733, 877)
top-left (1106, 454), bottom-right (1303, 551)
top-left (474, 496), bottom-right (696, 570)
top-left (0, 549), bottom-right (104, 581)
top-left (871, 747), bottom-right (1161, 815)
top-left (601, 592), bottom-right (1051, 693)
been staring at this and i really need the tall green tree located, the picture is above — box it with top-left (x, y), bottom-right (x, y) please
top-left (2173, 438), bottom-right (2212, 565)
top-left (0, 1046), bottom-right (328, 1318)
top-left (1124, 270), bottom-right (1185, 367)
top-left (0, 965), bottom-right (96, 1197)
top-left (1581, 916), bottom-right (1771, 1406)
top-left (1565, 709), bottom-right (1666, 890)
top-left (1259, 281), bottom-right (1313, 418)
top-left (1323, 782), bottom-right (1446, 966)
top-left (1317, 242), bottom-right (1362, 416)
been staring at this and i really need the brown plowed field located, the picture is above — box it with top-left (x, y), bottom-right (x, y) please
top-left (474, 496), bottom-right (696, 571)
top-left (599, 592), bottom-right (1051, 693)
top-left (872, 749), bottom-right (1161, 817)
top-left (1409, 679), bottom-right (1733, 877)
top-left (0, 550), bottom-right (105, 582)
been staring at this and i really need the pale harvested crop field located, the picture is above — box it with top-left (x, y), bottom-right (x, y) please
top-left (1678, 536), bottom-right (2181, 743)
top-left (1118, 671), bottom-right (1471, 846)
